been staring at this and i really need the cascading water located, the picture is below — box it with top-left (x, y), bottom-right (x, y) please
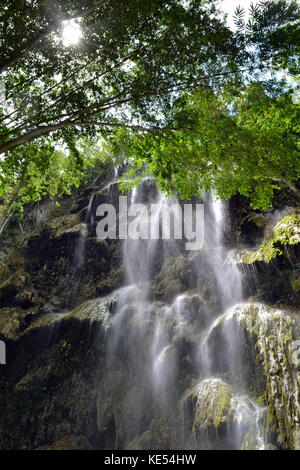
top-left (73, 196), bottom-right (94, 271)
top-left (66, 193), bottom-right (95, 306)
top-left (123, 179), bottom-right (165, 288)
top-left (69, 167), bottom-right (121, 304)
top-left (209, 194), bottom-right (242, 308)
top-left (94, 177), bottom-right (266, 450)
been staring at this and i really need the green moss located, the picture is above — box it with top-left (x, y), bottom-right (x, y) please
top-left (23, 312), bottom-right (66, 334)
top-left (259, 213), bottom-right (300, 262)
top-left (256, 394), bottom-right (266, 407)
top-left (235, 303), bottom-right (299, 448)
top-left (63, 289), bottom-right (120, 325)
top-left (243, 251), bottom-right (263, 264)
top-left (233, 212), bottom-right (300, 264)
top-left (258, 242), bottom-right (281, 262)
top-left (248, 214), bottom-right (266, 228)
top-left (192, 378), bottom-right (232, 431)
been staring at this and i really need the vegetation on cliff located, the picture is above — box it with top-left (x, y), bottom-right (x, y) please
top-left (234, 211), bottom-right (300, 264)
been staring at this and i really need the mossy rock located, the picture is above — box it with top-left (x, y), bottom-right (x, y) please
top-left (22, 312), bottom-right (68, 335)
top-left (232, 211), bottom-right (300, 264)
top-left (205, 303), bottom-right (300, 449)
top-left (259, 212), bottom-right (300, 262)
top-left (184, 377), bottom-right (266, 449)
top-left (231, 249), bottom-right (263, 264)
top-left (36, 212), bottom-right (82, 238)
top-left (64, 290), bottom-right (119, 324)
top-left (190, 378), bottom-right (232, 431)
top-left (247, 214), bottom-right (267, 228)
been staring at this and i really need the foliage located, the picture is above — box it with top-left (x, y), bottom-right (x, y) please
top-left (234, 211), bottom-right (300, 264)
top-left (0, 138), bottom-right (113, 229)
top-left (113, 83), bottom-right (299, 209)
top-left (0, 0), bottom-right (245, 155)
top-left (259, 212), bottom-right (300, 261)
top-left (0, 0), bottom-right (242, 225)
top-left (233, 0), bottom-right (300, 73)
top-left (0, 0), bottom-right (299, 220)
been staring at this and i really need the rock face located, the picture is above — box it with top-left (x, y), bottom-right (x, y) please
top-left (232, 210), bottom-right (300, 264)
top-left (0, 179), bottom-right (124, 317)
top-left (0, 171), bottom-right (299, 450)
top-left (229, 209), bottom-right (300, 308)
top-left (1, 296), bottom-right (298, 449)
top-left (202, 303), bottom-right (300, 449)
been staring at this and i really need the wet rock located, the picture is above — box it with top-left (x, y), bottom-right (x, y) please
top-left (184, 378), bottom-right (265, 450)
top-left (203, 303), bottom-right (300, 449)
top-left (151, 278), bottom-right (183, 303)
top-left (0, 305), bottom-right (104, 450)
top-left (231, 210), bottom-right (300, 265)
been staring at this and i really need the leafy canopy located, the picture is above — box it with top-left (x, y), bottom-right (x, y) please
top-left (0, 0), bottom-right (299, 223)
top-left (0, 138), bottom-right (111, 223)
top-left (0, 0), bottom-right (245, 155)
top-left (113, 82), bottom-right (299, 209)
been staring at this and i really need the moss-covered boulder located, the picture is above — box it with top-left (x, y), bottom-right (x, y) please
top-left (233, 211), bottom-right (300, 265)
top-left (203, 303), bottom-right (300, 449)
top-left (189, 378), bottom-right (232, 430)
top-left (184, 378), bottom-right (265, 450)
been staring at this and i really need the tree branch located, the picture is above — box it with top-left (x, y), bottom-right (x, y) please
top-left (0, 115), bottom-right (197, 155)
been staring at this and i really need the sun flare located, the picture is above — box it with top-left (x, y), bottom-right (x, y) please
top-left (62, 20), bottom-right (82, 46)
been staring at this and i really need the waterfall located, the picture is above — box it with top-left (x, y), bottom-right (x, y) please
top-left (73, 194), bottom-right (94, 273)
top-left (68, 167), bottom-right (123, 307)
top-left (73, 166), bottom-right (122, 276)
top-left (210, 195), bottom-right (242, 309)
top-left (123, 178), bottom-right (167, 287)
top-left (94, 177), bottom-right (266, 450)
top-left (0, 160), bottom-right (298, 450)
